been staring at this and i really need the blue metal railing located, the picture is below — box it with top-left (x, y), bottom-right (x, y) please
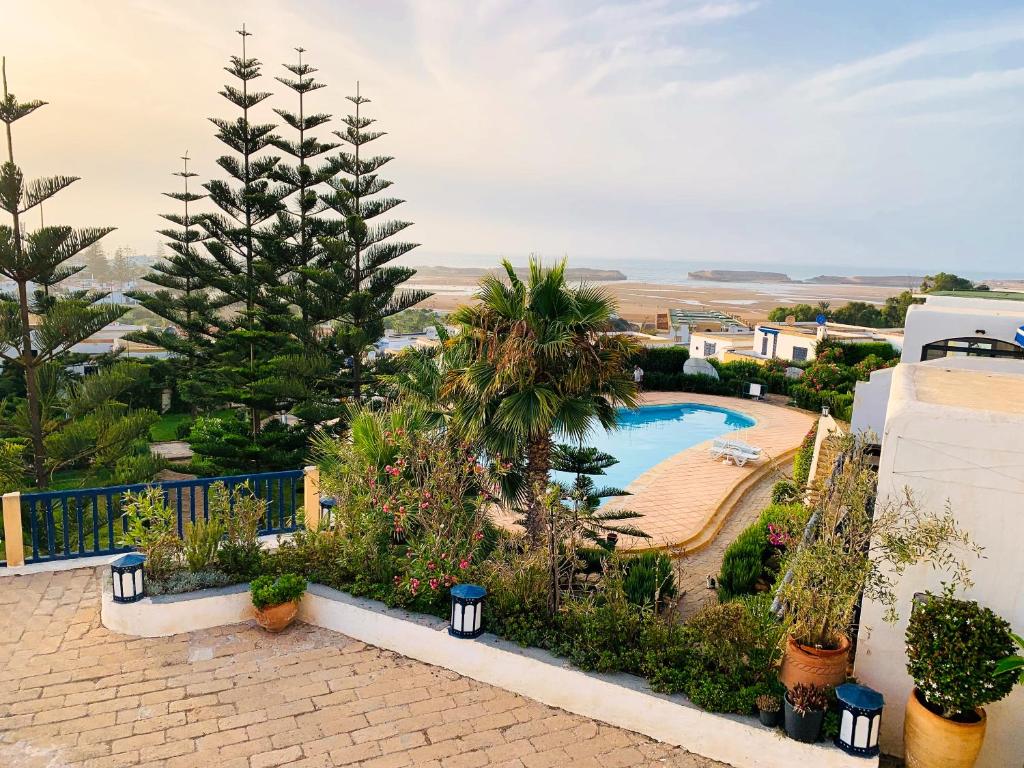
top-left (8, 469), bottom-right (305, 566)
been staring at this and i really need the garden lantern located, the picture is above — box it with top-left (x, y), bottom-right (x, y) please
top-left (834, 683), bottom-right (883, 758)
top-left (110, 553), bottom-right (146, 603)
top-left (449, 584), bottom-right (486, 639)
top-left (319, 496), bottom-right (337, 526)
top-left (821, 405), bottom-right (830, 417)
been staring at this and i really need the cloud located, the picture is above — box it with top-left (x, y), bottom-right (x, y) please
top-left (799, 16), bottom-right (1024, 108)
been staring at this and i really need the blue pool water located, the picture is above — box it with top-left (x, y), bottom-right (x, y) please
top-left (555, 403), bottom-right (755, 492)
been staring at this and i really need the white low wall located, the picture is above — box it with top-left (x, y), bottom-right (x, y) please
top-left (103, 581), bottom-right (874, 768)
top-left (100, 575), bottom-right (253, 637)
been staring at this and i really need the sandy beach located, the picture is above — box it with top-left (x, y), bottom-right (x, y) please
top-left (406, 269), bottom-right (912, 325)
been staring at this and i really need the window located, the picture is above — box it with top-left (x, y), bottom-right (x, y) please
top-left (703, 341), bottom-right (717, 357)
top-left (792, 346), bottom-right (808, 362)
top-left (920, 337), bottom-right (1024, 362)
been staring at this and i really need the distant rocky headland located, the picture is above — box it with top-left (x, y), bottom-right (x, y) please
top-left (414, 266), bottom-right (627, 281)
top-left (689, 269), bottom-right (925, 287)
top-left (688, 270), bottom-right (792, 283)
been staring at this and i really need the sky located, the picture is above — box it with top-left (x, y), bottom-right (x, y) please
top-left (2, 0), bottom-right (1023, 276)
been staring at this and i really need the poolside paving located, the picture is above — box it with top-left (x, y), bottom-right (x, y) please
top-left (0, 568), bottom-right (729, 768)
top-left (605, 393), bottom-right (814, 551)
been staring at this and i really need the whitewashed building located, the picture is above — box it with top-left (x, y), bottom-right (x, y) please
top-left (854, 356), bottom-right (1024, 767)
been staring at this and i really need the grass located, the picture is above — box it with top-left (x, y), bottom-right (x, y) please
top-left (150, 412), bottom-right (193, 442)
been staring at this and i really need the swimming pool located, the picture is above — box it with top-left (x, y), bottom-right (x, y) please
top-left (555, 403), bottom-right (755, 492)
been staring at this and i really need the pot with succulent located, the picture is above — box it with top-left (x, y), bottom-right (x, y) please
top-left (775, 435), bottom-right (980, 690)
top-left (250, 573), bottom-right (307, 632)
top-left (756, 693), bottom-right (781, 728)
top-left (903, 588), bottom-right (1017, 768)
top-left (784, 683), bottom-right (829, 743)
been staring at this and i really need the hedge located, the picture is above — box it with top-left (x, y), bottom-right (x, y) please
top-left (717, 503), bottom-right (809, 601)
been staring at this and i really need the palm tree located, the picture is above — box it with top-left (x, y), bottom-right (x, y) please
top-left (443, 258), bottom-right (640, 543)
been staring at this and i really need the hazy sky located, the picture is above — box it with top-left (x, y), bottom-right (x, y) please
top-left (3, 0), bottom-right (1023, 275)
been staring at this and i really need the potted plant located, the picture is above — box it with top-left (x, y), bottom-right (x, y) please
top-left (784, 683), bottom-right (829, 742)
top-left (904, 589), bottom-right (1016, 768)
top-left (756, 693), bottom-right (781, 727)
top-left (250, 573), bottom-right (307, 632)
top-left (775, 435), bottom-right (979, 690)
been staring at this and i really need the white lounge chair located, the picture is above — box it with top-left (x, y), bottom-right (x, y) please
top-left (709, 438), bottom-right (763, 467)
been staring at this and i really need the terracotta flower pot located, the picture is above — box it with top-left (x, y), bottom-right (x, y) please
top-left (779, 634), bottom-right (850, 690)
top-left (254, 600), bottom-right (299, 633)
top-left (904, 687), bottom-right (986, 768)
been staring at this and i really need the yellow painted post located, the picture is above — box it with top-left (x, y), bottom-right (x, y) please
top-left (3, 491), bottom-right (25, 567)
top-left (303, 466), bottom-right (321, 531)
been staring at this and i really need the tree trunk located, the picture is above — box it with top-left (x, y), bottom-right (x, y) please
top-left (524, 434), bottom-right (553, 545)
top-left (18, 279), bottom-right (46, 487)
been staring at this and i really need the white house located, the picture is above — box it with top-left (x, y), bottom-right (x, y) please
top-left (688, 330), bottom-right (755, 362)
top-left (752, 322), bottom-right (903, 364)
top-left (853, 355), bottom-right (1024, 767)
top-left (852, 292), bottom-right (1024, 439)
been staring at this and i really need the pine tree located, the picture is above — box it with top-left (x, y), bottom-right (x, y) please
top-left (0, 58), bottom-right (120, 487)
top-left (269, 47), bottom-right (341, 344)
top-left (195, 26), bottom-right (288, 437)
top-left (264, 48), bottom-right (348, 427)
top-left (319, 84), bottom-right (429, 400)
top-left (127, 152), bottom-right (223, 411)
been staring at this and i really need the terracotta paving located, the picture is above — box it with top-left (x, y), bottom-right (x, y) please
top-left (605, 394), bottom-right (814, 551)
top-left (0, 568), bottom-right (729, 768)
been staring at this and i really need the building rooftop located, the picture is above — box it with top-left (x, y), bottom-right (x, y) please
top-left (926, 290), bottom-right (1024, 302)
top-left (690, 330), bottom-right (755, 340)
top-left (910, 358), bottom-right (1024, 415)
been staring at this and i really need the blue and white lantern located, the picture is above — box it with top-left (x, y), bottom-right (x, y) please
top-left (834, 683), bottom-right (883, 757)
top-left (110, 553), bottom-right (146, 604)
top-left (449, 584), bottom-right (486, 639)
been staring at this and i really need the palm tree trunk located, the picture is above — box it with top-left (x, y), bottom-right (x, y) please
top-left (525, 433), bottom-right (553, 545)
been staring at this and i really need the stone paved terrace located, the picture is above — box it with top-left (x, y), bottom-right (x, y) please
top-left (606, 393), bottom-right (815, 551)
top-left (0, 568), bottom-right (728, 768)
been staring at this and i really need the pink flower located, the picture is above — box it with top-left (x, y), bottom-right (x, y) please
top-left (459, 559), bottom-right (469, 570)
top-left (429, 578), bottom-right (439, 590)
top-left (411, 578), bottom-right (420, 589)
top-left (474, 532), bottom-right (484, 541)
top-left (427, 561), bottom-right (435, 570)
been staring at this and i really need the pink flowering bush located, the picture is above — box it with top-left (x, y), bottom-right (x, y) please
top-left (313, 405), bottom-right (494, 611)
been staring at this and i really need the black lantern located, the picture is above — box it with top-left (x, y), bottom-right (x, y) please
top-left (449, 584), bottom-right (486, 639)
top-left (319, 496), bottom-right (337, 526)
top-left (834, 683), bottom-right (883, 757)
top-left (110, 553), bottom-right (146, 603)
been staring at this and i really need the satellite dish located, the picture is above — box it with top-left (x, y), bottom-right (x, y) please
top-left (684, 357), bottom-right (719, 379)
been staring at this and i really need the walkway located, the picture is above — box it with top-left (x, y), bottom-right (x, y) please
top-left (0, 569), bottom-right (728, 768)
top-left (674, 459), bottom-right (792, 621)
top-left (607, 393), bottom-right (814, 551)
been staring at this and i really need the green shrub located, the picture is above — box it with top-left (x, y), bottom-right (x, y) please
top-left (552, 582), bottom-right (650, 674)
top-left (621, 551), bottom-right (676, 610)
top-left (250, 573), bottom-right (307, 610)
top-left (718, 503), bottom-right (808, 601)
top-left (646, 597), bottom-right (782, 714)
top-left (638, 346), bottom-right (689, 373)
top-left (183, 517), bottom-right (224, 573)
top-left (119, 488), bottom-right (183, 581)
top-left (148, 569), bottom-right (233, 596)
top-left (211, 482), bottom-right (266, 580)
top-left (718, 526), bottom-right (765, 601)
top-left (906, 588), bottom-right (1017, 719)
top-left (771, 479), bottom-right (799, 505)
top-left (792, 427), bottom-right (817, 485)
